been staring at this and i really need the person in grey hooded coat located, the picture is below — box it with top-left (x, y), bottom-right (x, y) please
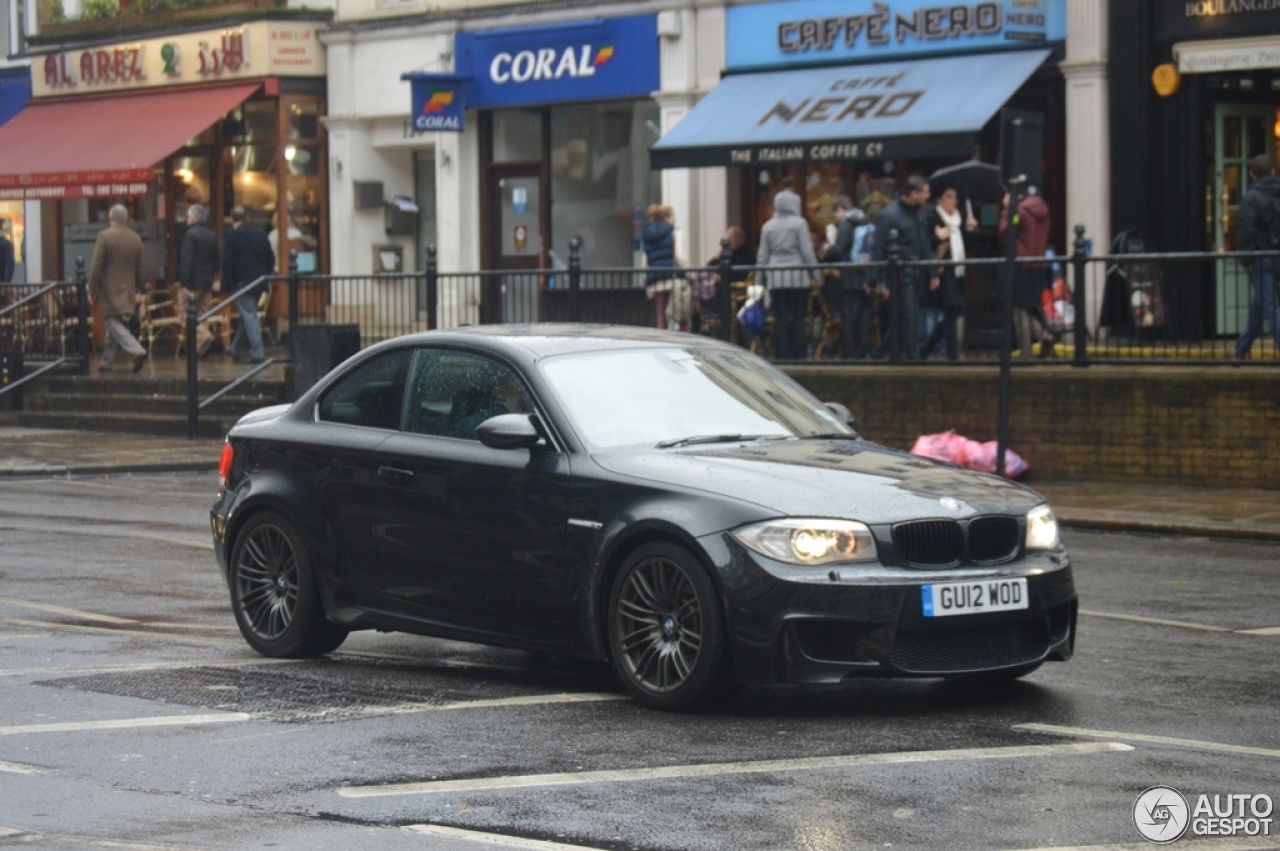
top-left (757, 187), bottom-right (818, 359)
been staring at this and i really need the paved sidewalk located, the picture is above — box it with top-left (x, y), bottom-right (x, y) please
top-left (0, 427), bottom-right (1276, 541)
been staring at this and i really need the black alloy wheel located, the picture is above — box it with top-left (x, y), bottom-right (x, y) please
top-left (608, 542), bottom-right (732, 711)
top-left (229, 510), bottom-right (348, 658)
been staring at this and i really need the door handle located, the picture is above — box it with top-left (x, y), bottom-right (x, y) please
top-left (377, 465), bottom-right (414, 484)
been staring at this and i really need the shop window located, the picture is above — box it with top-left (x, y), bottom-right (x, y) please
top-left (226, 100), bottom-right (278, 145)
top-left (280, 143), bottom-right (321, 271)
top-left (287, 100), bottom-right (321, 141)
top-left (492, 109), bottom-right (543, 163)
top-left (549, 101), bottom-right (660, 268)
top-left (232, 144), bottom-right (278, 231)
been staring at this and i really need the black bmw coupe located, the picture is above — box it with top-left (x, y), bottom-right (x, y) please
top-left (211, 325), bottom-right (1076, 711)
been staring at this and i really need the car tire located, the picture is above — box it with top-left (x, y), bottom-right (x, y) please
top-left (607, 541), bottom-right (734, 712)
top-left (229, 510), bottom-right (348, 658)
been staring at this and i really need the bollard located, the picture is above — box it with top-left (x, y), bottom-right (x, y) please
top-left (288, 250), bottom-right (300, 362)
top-left (568, 237), bottom-right (582, 323)
top-left (1071, 224), bottom-right (1089, 368)
top-left (186, 291), bottom-right (199, 439)
top-left (426, 245), bottom-right (438, 331)
top-left (886, 229), bottom-right (902, 364)
top-left (717, 237), bottom-right (733, 343)
top-left (74, 257), bottom-right (89, 377)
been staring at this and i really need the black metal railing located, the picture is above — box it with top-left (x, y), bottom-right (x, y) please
top-left (0, 259), bottom-right (92, 405)
top-left (177, 228), bottom-right (1279, 439)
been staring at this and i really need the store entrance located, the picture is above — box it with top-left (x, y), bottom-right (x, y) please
top-left (484, 165), bottom-right (548, 324)
top-left (1211, 103), bottom-right (1276, 336)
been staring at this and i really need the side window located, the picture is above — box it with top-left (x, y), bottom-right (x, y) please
top-left (404, 349), bottom-right (533, 440)
top-left (316, 349), bottom-right (413, 430)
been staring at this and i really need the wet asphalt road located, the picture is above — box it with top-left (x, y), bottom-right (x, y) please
top-left (0, 472), bottom-right (1276, 851)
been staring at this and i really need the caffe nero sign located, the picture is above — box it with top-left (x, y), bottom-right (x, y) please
top-left (726, 0), bottom-right (1066, 71)
top-left (1158, 0), bottom-right (1280, 41)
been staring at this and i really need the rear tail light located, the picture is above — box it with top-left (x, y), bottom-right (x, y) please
top-left (218, 442), bottom-right (235, 488)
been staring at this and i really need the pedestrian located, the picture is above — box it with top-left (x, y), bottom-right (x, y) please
top-left (221, 206), bottom-right (274, 364)
top-left (923, 185), bottom-right (977, 360)
top-left (697, 226), bottom-right (755, 334)
top-left (999, 188), bottom-right (1055, 360)
top-left (871, 176), bottom-right (936, 360)
top-left (1233, 154), bottom-right (1280, 361)
top-left (758, 186), bottom-right (819, 359)
top-left (88, 205), bottom-right (148, 374)
top-left (642, 205), bottom-right (690, 331)
top-left (821, 196), bottom-right (875, 359)
top-left (0, 219), bottom-right (14, 283)
top-left (178, 204), bottom-right (220, 358)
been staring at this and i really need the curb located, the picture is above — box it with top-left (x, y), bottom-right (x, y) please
top-left (1056, 511), bottom-right (1280, 543)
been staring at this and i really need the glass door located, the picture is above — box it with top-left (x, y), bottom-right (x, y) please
top-left (1213, 104), bottom-right (1276, 336)
top-left (487, 166), bottom-right (547, 323)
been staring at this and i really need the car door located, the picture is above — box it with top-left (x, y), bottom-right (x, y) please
top-left (309, 347), bottom-right (414, 601)
top-left (372, 347), bottom-right (574, 634)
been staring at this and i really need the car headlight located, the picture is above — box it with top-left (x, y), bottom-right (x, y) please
top-left (731, 519), bottom-right (878, 566)
top-left (1025, 504), bottom-right (1059, 550)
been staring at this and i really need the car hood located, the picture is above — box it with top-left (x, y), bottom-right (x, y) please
top-left (592, 439), bottom-right (1044, 524)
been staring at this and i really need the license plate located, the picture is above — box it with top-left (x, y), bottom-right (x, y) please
top-left (921, 578), bottom-right (1028, 617)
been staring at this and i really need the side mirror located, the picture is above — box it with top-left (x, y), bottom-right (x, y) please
top-left (476, 414), bottom-right (544, 450)
top-left (823, 402), bottom-right (856, 429)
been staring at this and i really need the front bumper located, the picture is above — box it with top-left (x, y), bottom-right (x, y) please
top-left (700, 533), bottom-right (1077, 686)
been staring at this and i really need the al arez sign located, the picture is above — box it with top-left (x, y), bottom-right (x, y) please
top-left (726, 0), bottom-right (1066, 71)
top-left (32, 20), bottom-right (326, 98)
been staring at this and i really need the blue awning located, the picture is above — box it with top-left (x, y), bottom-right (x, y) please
top-left (650, 49), bottom-right (1050, 169)
top-left (0, 69), bottom-right (30, 129)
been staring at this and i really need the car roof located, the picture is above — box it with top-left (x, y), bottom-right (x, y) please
top-left (383, 324), bottom-right (740, 359)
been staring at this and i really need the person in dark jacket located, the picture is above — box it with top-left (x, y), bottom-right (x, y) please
top-left (179, 204), bottom-right (220, 357)
top-left (1234, 154), bottom-right (1280, 360)
top-left (999, 189), bottom-right (1054, 360)
top-left (871, 176), bottom-right (936, 359)
top-left (0, 219), bottom-right (14, 283)
top-left (642, 204), bottom-right (688, 330)
top-left (822, 196), bottom-right (873, 359)
top-left (222, 206), bottom-right (275, 363)
top-left (923, 185), bottom-right (977, 360)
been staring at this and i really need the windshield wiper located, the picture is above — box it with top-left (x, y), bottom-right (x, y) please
top-left (657, 434), bottom-right (781, 449)
top-left (794, 432), bottom-right (860, 440)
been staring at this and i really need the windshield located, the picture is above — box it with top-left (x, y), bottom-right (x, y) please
top-left (538, 346), bottom-right (852, 449)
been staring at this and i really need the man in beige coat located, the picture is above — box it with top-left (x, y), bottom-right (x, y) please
top-left (88, 204), bottom-right (147, 373)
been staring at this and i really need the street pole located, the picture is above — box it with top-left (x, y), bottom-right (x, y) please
top-left (997, 118), bottom-right (1026, 480)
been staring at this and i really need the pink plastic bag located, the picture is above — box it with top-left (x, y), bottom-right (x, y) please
top-left (912, 432), bottom-right (1030, 479)
top-left (910, 431), bottom-right (971, 467)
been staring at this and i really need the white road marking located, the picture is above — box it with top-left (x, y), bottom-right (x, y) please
top-left (0, 712), bottom-right (251, 736)
top-left (0, 758), bottom-right (44, 774)
top-left (1236, 625), bottom-right (1280, 635)
top-left (1016, 723), bottom-right (1280, 758)
top-left (1079, 609), bottom-right (1232, 632)
top-left (339, 741), bottom-right (1133, 798)
top-left (140, 622), bottom-right (237, 631)
top-left (283, 692), bottom-right (627, 722)
top-left (405, 824), bottom-right (607, 850)
top-left (0, 596), bottom-right (137, 625)
top-left (0, 619), bottom-right (243, 646)
top-left (1004, 839), bottom-right (1280, 851)
top-left (0, 524), bottom-right (214, 551)
top-left (0, 829), bottom-right (210, 850)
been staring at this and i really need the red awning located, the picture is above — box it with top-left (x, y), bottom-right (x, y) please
top-left (0, 82), bottom-right (260, 200)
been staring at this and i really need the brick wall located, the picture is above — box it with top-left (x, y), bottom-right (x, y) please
top-left (784, 365), bottom-right (1280, 489)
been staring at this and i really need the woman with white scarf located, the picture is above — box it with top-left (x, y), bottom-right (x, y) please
top-left (923, 186), bottom-right (977, 360)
